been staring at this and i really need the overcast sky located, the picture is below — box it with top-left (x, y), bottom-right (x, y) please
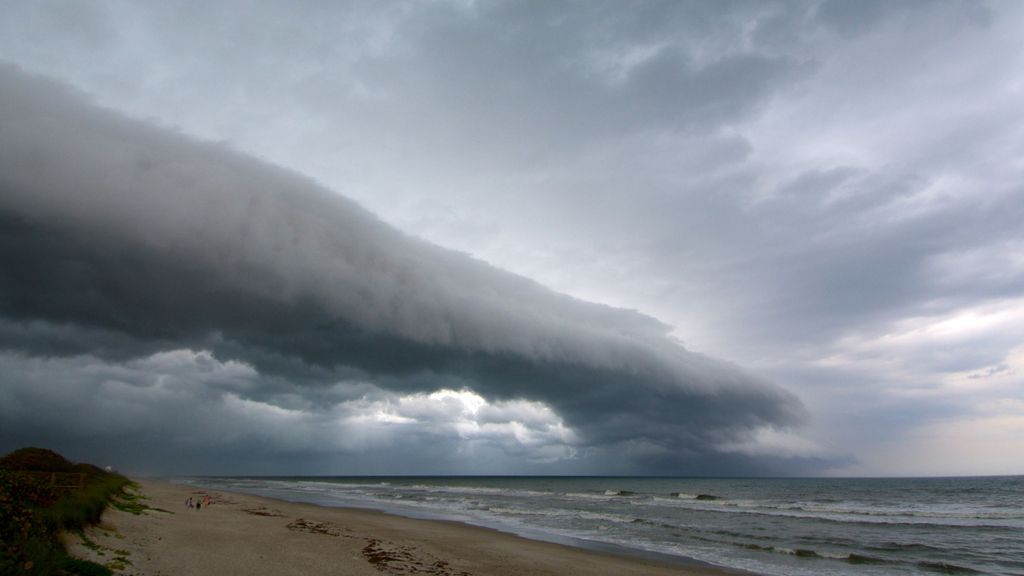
top-left (1, 0), bottom-right (1022, 477)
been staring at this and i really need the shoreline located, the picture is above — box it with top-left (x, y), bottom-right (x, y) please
top-left (65, 478), bottom-right (748, 575)
top-left (183, 479), bottom-right (734, 571)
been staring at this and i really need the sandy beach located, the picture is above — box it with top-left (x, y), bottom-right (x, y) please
top-left (63, 479), bottom-right (737, 576)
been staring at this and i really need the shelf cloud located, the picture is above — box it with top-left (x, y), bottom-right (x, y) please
top-left (0, 64), bottom-right (805, 474)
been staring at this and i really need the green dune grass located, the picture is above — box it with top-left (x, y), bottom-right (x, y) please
top-left (0, 448), bottom-right (131, 576)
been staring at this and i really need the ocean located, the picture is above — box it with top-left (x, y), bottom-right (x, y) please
top-left (179, 475), bottom-right (1024, 575)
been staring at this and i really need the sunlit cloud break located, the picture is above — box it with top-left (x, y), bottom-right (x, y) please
top-left (0, 64), bottom-right (807, 474)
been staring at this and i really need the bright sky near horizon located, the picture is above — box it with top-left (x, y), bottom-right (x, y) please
top-left (1, 1), bottom-right (1022, 477)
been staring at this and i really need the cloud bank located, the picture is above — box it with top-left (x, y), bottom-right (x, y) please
top-left (3, 1), bottom-right (1021, 476)
top-left (0, 65), bottom-right (806, 474)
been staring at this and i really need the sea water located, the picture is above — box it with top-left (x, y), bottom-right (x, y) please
top-left (180, 476), bottom-right (1024, 575)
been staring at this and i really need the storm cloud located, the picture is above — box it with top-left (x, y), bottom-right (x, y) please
top-left (4, 1), bottom-right (1020, 477)
top-left (0, 65), bottom-right (805, 474)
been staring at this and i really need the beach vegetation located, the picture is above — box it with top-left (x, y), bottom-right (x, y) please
top-left (108, 486), bottom-right (168, 516)
top-left (0, 447), bottom-right (130, 576)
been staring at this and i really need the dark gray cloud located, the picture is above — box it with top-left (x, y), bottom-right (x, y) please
top-left (2, 1), bottom-right (1021, 476)
top-left (0, 64), bottom-right (806, 474)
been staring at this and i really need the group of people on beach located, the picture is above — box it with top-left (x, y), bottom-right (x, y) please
top-left (185, 494), bottom-right (213, 510)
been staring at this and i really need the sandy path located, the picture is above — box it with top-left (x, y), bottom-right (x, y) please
top-left (64, 479), bottom-right (737, 576)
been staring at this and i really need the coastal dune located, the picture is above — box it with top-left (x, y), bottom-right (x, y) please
top-left (65, 480), bottom-right (733, 575)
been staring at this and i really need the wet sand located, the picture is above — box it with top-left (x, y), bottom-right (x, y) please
top-left (64, 479), bottom-right (740, 575)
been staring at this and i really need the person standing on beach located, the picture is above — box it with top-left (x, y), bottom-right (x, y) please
top-left (196, 499), bottom-right (201, 510)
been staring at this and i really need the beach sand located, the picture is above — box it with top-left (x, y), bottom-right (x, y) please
top-left (63, 479), bottom-right (738, 576)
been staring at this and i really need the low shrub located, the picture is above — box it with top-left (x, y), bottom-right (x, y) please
top-left (0, 448), bottom-right (128, 576)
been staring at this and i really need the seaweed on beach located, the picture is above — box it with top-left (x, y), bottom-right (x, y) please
top-left (242, 505), bottom-right (284, 517)
top-left (360, 538), bottom-right (472, 576)
top-left (286, 518), bottom-right (343, 537)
